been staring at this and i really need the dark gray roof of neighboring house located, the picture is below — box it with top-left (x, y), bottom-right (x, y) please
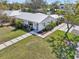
top-left (3, 10), bottom-right (20, 16)
top-left (3, 10), bottom-right (49, 23)
top-left (3, 10), bottom-right (62, 23)
top-left (50, 14), bottom-right (63, 19)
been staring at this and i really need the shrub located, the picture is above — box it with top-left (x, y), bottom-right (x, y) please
top-left (21, 8), bottom-right (32, 12)
top-left (55, 9), bottom-right (65, 15)
top-left (47, 30), bottom-right (76, 59)
top-left (15, 19), bottom-right (23, 29)
top-left (27, 8), bottom-right (32, 12)
top-left (44, 22), bottom-right (56, 31)
top-left (21, 8), bottom-right (27, 12)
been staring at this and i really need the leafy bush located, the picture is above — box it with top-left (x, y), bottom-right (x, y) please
top-left (15, 19), bottom-right (23, 29)
top-left (55, 9), bottom-right (65, 15)
top-left (21, 8), bottom-right (32, 12)
top-left (47, 30), bottom-right (76, 59)
top-left (27, 8), bottom-right (32, 12)
top-left (44, 22), bottom-right (56, 31)
top-left (21, 8), bottom-right (27, 12)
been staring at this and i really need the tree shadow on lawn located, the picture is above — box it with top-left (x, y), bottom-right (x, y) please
top-left (46, 32), bottom-right (77, 59)
top-left (11, 27), bottom-right (27, 33)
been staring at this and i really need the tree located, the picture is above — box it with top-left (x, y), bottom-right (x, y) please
top-left (25, 0), bottom-right (47, 9)
top-left (63, 0), bottom-right (79, 40)
top-left (49, 0), bottom-right (79, 59)
top-left (0, 14), bottom-right (9, 22)
top-left (45, 22), bottom-right (56, 31)
top-left (0, 0), bottom-right (8, 10)
top-left (52, 1), bottom-right (61, 10)
top-left (15, 19), bottom-right (23, 29)
top-left (55, 9), bottom-right (65, 15)
top-left (9, 3), bottom-right (22, 10)
top-left (0, 14), bottom-right (10, 26)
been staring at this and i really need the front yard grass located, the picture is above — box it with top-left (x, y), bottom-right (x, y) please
top-left (0, 36), bottom-right (57, 59)
top-left (0, 27), bottom-right (26, 44)
top-left (46, 30), bottom-right (79, 59)
top-left (47, 30), bottom-right (79, 43)
top-left (0, 30), bottom-right (78, 59)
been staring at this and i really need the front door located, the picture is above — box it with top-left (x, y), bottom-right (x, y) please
top-left (28, 21), bottom-right (33, 31)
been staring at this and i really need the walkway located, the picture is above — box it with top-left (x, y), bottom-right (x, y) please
top-left (58, 23), bottom-right (74, 33)
top-left (0, 33), bottom-right (32, 50)
top-left (0, 23), bottom-right (75, 50)
top-left (31, 23), bottom-right (66, 38)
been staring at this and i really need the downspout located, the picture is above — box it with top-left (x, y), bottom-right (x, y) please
top-left (36, 23), bottom-right (39, 32)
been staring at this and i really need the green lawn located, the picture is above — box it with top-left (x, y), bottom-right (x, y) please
top-left (0, 36), bottom-right (57, 59)
top-left (0, 27), bottom-right (26, 44)
top-left (46, 30), bottom-right (79, 59)
top-left (0, 30), bottom-right (78, 59)
top-left (47, 30), bottom-right (79, 42)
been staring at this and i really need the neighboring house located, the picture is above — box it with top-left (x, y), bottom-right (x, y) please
top-left (4, 10), bottom-right (62, 32)
top-left (59, 4), bottom-right (65, 10)
top-left (3, 10), bottom-right (21, 16)
top-left (51, 14), bottom-right (63, 21)
top-left (32, 9), bottom-right (44, 13)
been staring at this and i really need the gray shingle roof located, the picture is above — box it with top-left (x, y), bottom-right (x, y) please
top-left (4, 10), bottom-right (62, 23)
top-left (15, 12), bottom-right (48, 23)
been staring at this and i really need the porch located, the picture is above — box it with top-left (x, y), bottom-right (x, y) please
top-left (23, 21), bottom-right (39, 32)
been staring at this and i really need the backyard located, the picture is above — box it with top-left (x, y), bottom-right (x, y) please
top-left (0, 26), bottom-right (26, 44)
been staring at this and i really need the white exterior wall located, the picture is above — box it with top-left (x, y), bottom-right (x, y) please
top-left (23, 16), bottom-right (57, 32)
top-left (23, 20), bottom-right (38, 31)
top-left (33, 22), bottom-right (38, 31)
top-left (23, 20), bottom-right (28, 25)
top-left (38, 16), bottom-right (56, 31)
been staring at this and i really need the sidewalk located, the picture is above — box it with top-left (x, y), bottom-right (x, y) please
top-left (59, 23), bottom-right (74, 32)
top-left (31, 23), bottom-right (66, 38)
top-left (0, 33), bottom-right (32, 50)
top-left (0, 23), bottom-right (74, 50)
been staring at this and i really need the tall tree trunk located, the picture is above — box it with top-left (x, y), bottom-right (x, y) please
top-left (64, 23), bottom-right (73, 40)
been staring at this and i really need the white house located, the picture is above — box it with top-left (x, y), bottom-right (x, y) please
top-left (15, 12), bottom-right (54, 32)
top-left (4, 10), bottom-right (62, 32)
